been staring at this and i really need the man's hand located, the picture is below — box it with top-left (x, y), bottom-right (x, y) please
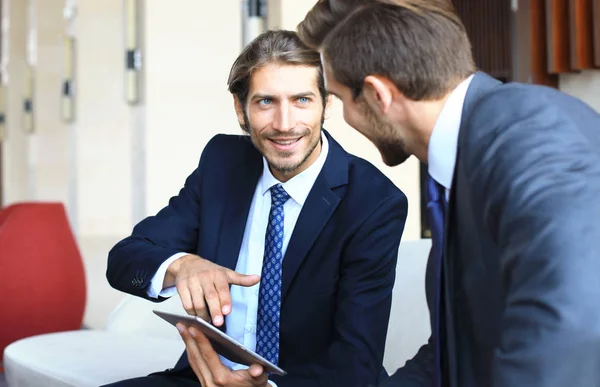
top-left (178, 323), bottom-right (269, 387)
top-left (165, 255), bottom-right (260, 326)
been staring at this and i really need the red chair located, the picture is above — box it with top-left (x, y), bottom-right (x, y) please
top-left (0, 202), bottom-right (86, 359)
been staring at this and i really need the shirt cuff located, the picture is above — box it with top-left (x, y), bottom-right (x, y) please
top-left (147, 252), bottom-right (188, 299)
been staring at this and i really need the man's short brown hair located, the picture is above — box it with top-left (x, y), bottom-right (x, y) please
top-left (297, 0), bottom-right (476, 101)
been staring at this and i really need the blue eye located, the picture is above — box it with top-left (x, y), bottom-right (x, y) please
top-left (258, 98), bottom-right (272, 105)
top-left (298, 97), bottom-right (309, 104)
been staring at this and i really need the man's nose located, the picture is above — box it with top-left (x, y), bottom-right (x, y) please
top-left (272, 102), bottom-right (293, 132)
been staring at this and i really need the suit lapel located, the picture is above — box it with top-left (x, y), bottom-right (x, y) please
top-left (443, 72), bottom-right (502, 386)
top-left (445, 72), bottom-right (501, 257)
top-left (281, 130), bottom-right (348, 301)
top-left (216, 142), bottom-right (262, 271)
top-left (443, 152), bottom-right (458, 387)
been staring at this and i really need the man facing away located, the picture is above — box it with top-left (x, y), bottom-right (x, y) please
top-left (297, 1), bottom-right (600, 386)
top-left (104, 29), bottom-right (408, 387)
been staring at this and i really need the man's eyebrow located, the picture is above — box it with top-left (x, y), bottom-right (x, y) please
top-left (291, 91), bottom-right (317, 99)
top-left (250, 93), bottom-right (276, 100)
top-left (250, 92), bottom-right (318, 100)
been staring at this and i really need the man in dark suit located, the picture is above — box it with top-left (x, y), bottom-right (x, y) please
top-left (298, 1), bottom-right (600, 386)
top-left (104, 29), bottom-right (408, 387)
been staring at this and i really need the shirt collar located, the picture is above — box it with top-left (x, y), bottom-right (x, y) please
top-left (428, 74), bottom-right (474, 190)
top-left (259, 132), bottom-right (329, 206)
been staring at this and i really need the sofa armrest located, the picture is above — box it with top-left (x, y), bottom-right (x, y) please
top-left (4, 330), bottom-right (184, 387)
top-left (106, 294), bottom-right (186, 341)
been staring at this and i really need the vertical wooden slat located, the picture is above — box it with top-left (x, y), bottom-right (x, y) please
top-left (546, 0), bottom-right (573, 73)
top-left (594, 0), bottom-right (600, 66)
top-left (513, 0), bottom-right (559, 87)
top-left (532, 0), bottom-right (557, 83)
top-left (569, 0), bottom-right (596, 69)
top-left (452, 0), bottom-right (511, 81)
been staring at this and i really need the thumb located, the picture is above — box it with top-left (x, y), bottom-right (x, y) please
top-left (226, 270), bottom-right (261, 287)
top-left (248, 364), bottom-right (264, 378)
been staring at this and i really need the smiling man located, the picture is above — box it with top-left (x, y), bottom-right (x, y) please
top-left (104, 30), bottom-right (408, 387)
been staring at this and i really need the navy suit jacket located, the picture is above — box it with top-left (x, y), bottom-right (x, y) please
top-left (107, 130), bottom-right (408, 387)
top-left (383, 72), bottom-right (600, 387)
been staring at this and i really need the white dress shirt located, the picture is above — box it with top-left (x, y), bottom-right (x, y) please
top-left (428, 74), bottom-right (475, 200)
top-left (148, 133), bottom-right (330, 382)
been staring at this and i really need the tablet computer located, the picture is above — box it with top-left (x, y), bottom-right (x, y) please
top-left (153, 310), bottom-right (287, 376)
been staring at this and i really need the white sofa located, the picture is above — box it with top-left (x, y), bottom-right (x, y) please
top-left (3, 239), bottom-right (431, 387)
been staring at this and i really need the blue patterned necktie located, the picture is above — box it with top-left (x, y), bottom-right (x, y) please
top-left (426, 175), bottom-right (447, 387)
top-left (256, 184), bottom-right (290, 365)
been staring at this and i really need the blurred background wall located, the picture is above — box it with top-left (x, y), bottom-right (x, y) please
top-left (1, 0), bottom-right (599, 328)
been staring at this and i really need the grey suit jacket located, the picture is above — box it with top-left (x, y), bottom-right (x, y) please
top-left (383, 72), bottom-right (600, 387)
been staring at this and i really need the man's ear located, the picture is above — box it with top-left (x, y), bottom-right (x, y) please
top-left (363, 75), bottom-right (394, 115)
top-left (233, 95), bottom-right (245, 127)
top-left (324, 95), bottom-right (334, 119)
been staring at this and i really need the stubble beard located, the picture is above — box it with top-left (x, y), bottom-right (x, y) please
top-left (244, 111), bottom-right (324, 175)
top-left (362, 102), bottom-right (411, 167)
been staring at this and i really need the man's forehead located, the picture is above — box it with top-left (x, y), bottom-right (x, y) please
top-left (249, 63), bottom-right (320, 96)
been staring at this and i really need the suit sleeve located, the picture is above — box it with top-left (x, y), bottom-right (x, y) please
top-left (467, 94), bottom-right (600, 387)
top-left (105, 136), bottom-right (218, 300)
top-left (379, 339), bottom-right (433, 386)
top-left (270, 193), bottom-right (408, 387)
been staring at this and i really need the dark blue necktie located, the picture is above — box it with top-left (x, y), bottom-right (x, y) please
top-left (426, 175), bottom-right (447, 387)
top-left (256, 184), bottom-right (290, 365)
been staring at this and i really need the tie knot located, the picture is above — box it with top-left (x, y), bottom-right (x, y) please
top-left (270, 184), bottom-right (290, 207)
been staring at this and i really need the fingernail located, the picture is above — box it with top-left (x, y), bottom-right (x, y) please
top-left (222, 305), bottom-right (231, 314)
top-left (189, 327), bottom-right (196, 337)
top-left (214, 316), bottom-right (223, 326)
top-left (176, 323), bottom-right (185, 333)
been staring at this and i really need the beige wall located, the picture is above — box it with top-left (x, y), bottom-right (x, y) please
top-left (79, 0), bottom-right (247, 327)
top-left (142, 0), bottom-right (243, 218)
top-left (31, 0), bottom-right (70, 205)
top-left (68, 0), bottom-right (135, 328)
top-left (4, 0), bottom-right (421, 240)
top-left (5, 1), bottom-right (598, 241)
top-left (267, 0), bottom-right (314, 31)
top-left (3, 0), bottom-right (245, 236)
top-left (267, 0), bottom-right (422, 240)
top-left (75, 0), bottom-right (246, 327)
top-left (5, 0), bottom-right (69, 207)
top-left (559, 70), bottom-right (600, 112)
top-left (3, 0), bottom-right (29, 204)
top-left (73, 0), bottom-right (132, 236)
top-left (2, 0), bottom-right (72, 209)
